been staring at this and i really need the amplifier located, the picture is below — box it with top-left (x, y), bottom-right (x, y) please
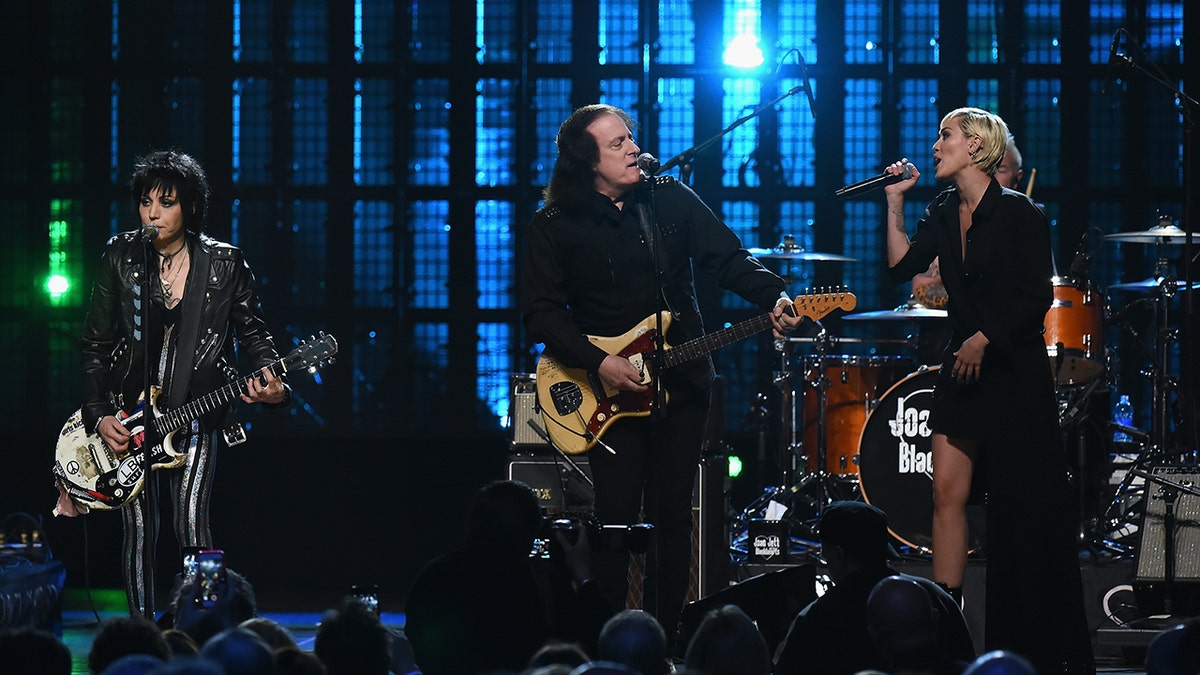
top-left (508, 454), bottom-right (594, 515)
top-left (509, 373), bottom-right (550, 449)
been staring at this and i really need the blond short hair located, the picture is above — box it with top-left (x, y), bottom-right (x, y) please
top-left (941, 107), bottom-right (1010, 177)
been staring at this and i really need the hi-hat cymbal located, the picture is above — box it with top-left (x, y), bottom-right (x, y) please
top-left (1103, 224), bottom-right (1193, 245)
top-left (842, 302), bottom-right (948, 321)
top-left (748, 247), bottom-right (857, 262)
top-left (1108, 277), bottom-right (1200, 292)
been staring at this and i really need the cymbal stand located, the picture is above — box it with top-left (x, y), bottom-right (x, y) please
top-left (1146, 257), bottom-right (1180, 454)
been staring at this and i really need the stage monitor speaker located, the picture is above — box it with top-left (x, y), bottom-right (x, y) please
top-left (1134, 465), bottom-right (1200, 583)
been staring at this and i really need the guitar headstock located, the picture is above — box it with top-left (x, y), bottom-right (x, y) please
top-left (284, 332), bottom-right (339, 374)
top-left (791, 289), bottom-right (857, 321)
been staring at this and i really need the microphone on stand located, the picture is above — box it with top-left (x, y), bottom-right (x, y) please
top-left (141, 224), bottom-right (159, 241)
top-left (797, 51), bottom-right (816, 120)
top-left (637, 152), bottom-right (660, 178)
top-left (1068, 230), bottom-right (1091, 283)
top-left (834, 163), bottom-right (915, 199)
top-left (1102, 29), bottom-right (1129, 94)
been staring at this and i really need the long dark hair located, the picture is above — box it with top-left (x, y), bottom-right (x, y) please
top-left (128, 149), bottom-right (210, 232)
top-left (543, 104), bottom-right (636, 210)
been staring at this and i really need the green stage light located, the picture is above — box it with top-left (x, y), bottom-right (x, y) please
top-left (727, 455), bottom-right (743, 478)
top-left (47, 274), bottom-right (70, 298)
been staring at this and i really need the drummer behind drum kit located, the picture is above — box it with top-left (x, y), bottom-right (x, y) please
top-left (735, 216), bottom-right (1198, 560)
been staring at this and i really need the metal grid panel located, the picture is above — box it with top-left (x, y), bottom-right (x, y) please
top-left (412, 1), bottom-right (451, 63)
top-left (719, 201), bottom-right (758, 311)
top-left (534, 79), bottom-right (573, 191)
top-left (354, 200), bottom-right (395, 308)
top-left (411, 79), bottom-right (451, 187)
top-left (898, 0), bottom-right (938, 65)
top-left (411, 200), bottom-right (450, 309)
top-left (657, 78), bottom-right (696, 172)
top-left (1022, 0), bottom-right (1062, 65)
top-left (899, 79), bottom-right (938, 166)
top-left (477, 78), bottom-right (517, 187)
top-left (600, 0), bottom-right (640, 65)
top-left (659, 0), bottom-right (695, 65)
top-left (779, 77), bottom-right (815, 187)
top-left (720, 77), bottom-right (762, 188)
top-left (167, 78), bottom-right (205, 154)
top-left (479, 0), bottom-right (518, 64)
top-left (844, 0), bottom-right (884, 65)
top-left (966, 0), bottom-right (999, 64)
top-left (290, 0), bottom-right (328, 63)
top-left (476, 200), bottom-right (514, 310)
top-left (233, 78), bottom-right (273, 185)
top-left (50, 79), bottom-right (84, 184)
top-left (293, 78), bottom-right (329, 186)
top-left (233, 0), bottom-right (272, 63)
top-left (291, 200), bottom-right (329, 307)
top-left (359, 0), bottom-right (396, 63)
top-left (477, 322), bottom-right (512, 429)
top-left (536, 0), bottom-right (572, 65)
top-left (1021, 79), bottom-right (1063, 190)
top-left (778, 3), bottom-right (817, 65)
top-left (357, 78), bottom-right (395, 186)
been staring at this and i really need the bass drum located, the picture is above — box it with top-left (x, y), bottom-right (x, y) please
top-left (857, 366), bottom-right (986, 553)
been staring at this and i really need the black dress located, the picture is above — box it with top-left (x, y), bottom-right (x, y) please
top-left (888, 180), bottom-right (1095, 674)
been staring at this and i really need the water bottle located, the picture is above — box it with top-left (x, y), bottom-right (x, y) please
top-left (1113, 394), bottom-right (1133, 443)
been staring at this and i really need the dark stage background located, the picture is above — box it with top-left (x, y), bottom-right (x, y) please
top-left (1, 0), bottom-right (1195, 609)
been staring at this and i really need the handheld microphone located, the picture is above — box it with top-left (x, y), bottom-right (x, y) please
top-left (637, 152), bottom-right (660, 178)
top-left (141, 224), bottom-right (159, 241)
top-left (834, 163), bottom-right (915, 199)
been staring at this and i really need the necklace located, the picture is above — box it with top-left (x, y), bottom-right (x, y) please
top-left (159, 246), bottom-right (188, 300)
top-left (157, 240), bottom-right (186, 266)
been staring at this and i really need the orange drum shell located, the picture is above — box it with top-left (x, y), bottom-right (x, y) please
top-left (1044, 281), bottom-right (1105, 385)
top-left (800, 356), bottom-right (913, 475)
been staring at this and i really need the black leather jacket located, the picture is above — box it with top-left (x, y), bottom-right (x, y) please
top-left (81, 230), bottom-right (285, 433)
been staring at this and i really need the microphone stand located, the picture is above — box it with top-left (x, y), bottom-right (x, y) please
top-left (139, 230), bottom-right (158, 618)
top-left (1113, 35), bottom-right (1198, 452)
top-left (658, 85), bottom-right (806, 186)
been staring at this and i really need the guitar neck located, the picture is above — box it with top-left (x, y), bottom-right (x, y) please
top-left (152, 360), bottom-right (286, 436)
top-left (661, 313), bottom-right (774, 369)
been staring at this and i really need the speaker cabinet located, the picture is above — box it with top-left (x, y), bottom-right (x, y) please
top-left (509, 373), bottom-right (550, 449)
top-left (1134, 465), bottom-right (1200, 583)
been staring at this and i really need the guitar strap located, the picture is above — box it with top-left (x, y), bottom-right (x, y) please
top-left (168, 239), bottom-right (211, 410)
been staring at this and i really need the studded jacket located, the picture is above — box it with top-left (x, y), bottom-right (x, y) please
top-left (81, 230), bottom-right (285, 434)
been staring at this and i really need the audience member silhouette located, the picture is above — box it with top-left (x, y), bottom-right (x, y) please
top-left (198, 627), bottom-right (276, 675)
top-left (161, 628), bottom-right (200, 657)
top-left (313, 600), bottom-right (392, 675)
top-left (774, 501), bottom-right (974, 675)
top-left (88, 615), bottom-right (172, 674)
top-left (867, 575), bottom-right (972, 675)
top-left (275, 647), bottom-right (329, 675)
top-left (97, 653), bottom-right (166, 675)
top-left (527, 640), bottom-right (592, 671)
top-left (1145, 619), bottom-right (1200, 675)
top-left (169, 568), bottom-right (258, 646)
top-left (405, 479), bottom-right (611, 674)
top-left (570, 662), bottom-right (638, 674)
top-left (961, 649), bottom-right (1037, 675)
top-left (238, 617), bottom-right (299, 652)
top-left (596, 609), bottom-right (671, 675)
top-left (682, 604), bottom-right (770, 675)
top-left (0, 627), bottom-right (72, 675)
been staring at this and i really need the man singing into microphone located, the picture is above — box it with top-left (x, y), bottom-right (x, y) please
top-left (523, 104), bottom-right (802, 643)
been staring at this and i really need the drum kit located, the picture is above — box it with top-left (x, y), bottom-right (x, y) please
top-left (734, 216), bottom-right (1197, 561)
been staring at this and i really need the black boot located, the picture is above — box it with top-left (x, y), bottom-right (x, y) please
top-left (934, 581), bottom-right (963, 607)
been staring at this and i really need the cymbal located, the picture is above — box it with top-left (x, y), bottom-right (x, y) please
top-left (842, 302), bottom-right (948, 321)
top-left (1108, 277), bottom-right (1200, 292)
top-left (1103, 224), bottom-right (1193, 245)
top-left (748, 247), bottom-right (857, 262)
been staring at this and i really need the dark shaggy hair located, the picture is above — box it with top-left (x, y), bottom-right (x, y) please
top-left (543, 104), bottom-right (636, 210)
top-left (128, 149), bottom-right (210, 232)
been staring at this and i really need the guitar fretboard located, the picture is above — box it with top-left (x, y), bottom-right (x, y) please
top-left (151, 361), bottom-right (287, 436)
top-left (662, 313), bottom-right (774, 368)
